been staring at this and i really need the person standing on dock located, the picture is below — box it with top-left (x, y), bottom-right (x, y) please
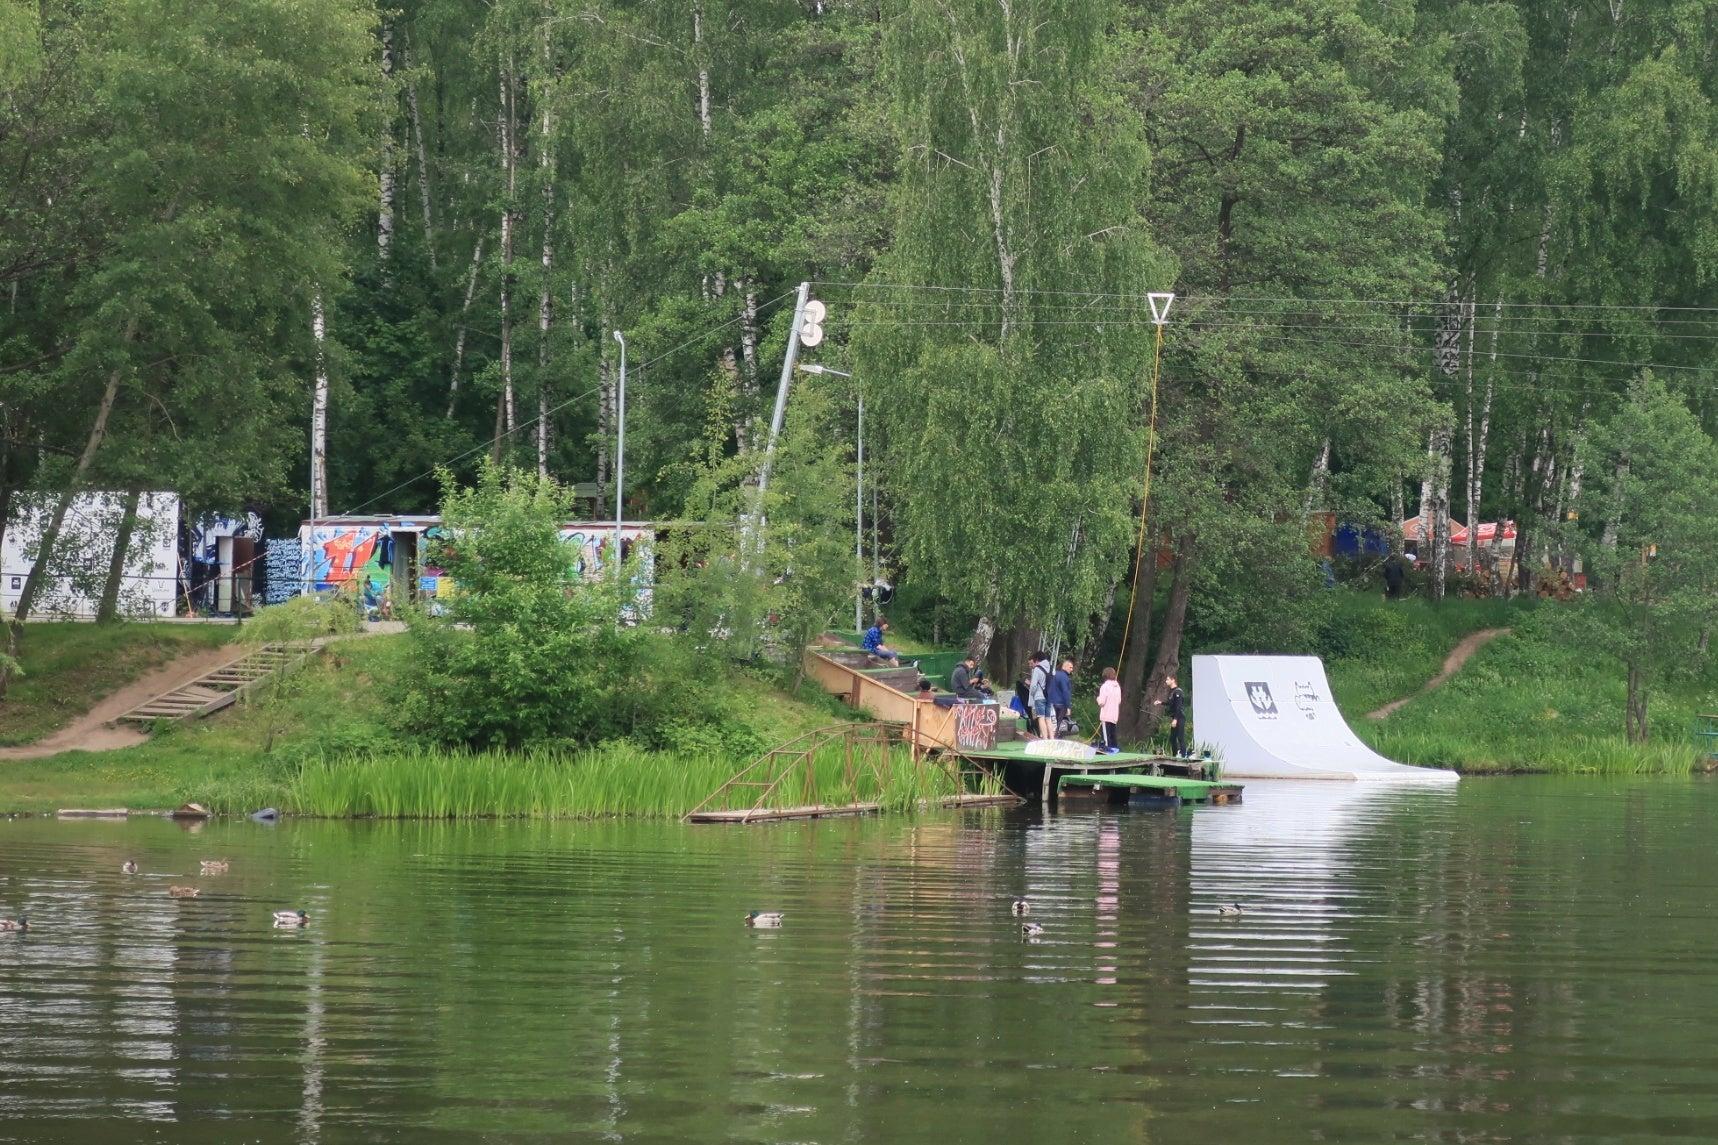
top-left (862, 619), bottom-right (901, 666)
top-left (1097, 667), bottom-right (1122, 754)
top-left (1028, 652), bottom-right (1056, 739)
top-left (1050, 659), bottom-right (1074, 736)
top-left (1158, 674), bottom-right (1188, 758)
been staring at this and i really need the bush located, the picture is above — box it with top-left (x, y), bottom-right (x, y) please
top-left (395, 464), bottom-right (748, 752)
top-left (241, 595), bottom-right (362, 644)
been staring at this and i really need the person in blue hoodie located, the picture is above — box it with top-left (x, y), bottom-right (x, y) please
top-left (861, 619), bottom-right (900, 666)
top-left (1049, 658), bottom-right (1074, 737)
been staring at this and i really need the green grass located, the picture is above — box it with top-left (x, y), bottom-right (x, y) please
top-left (0, 633), bottom-right (874, 815)
top-left (0, 622), bottom-right (236, 746)
top-left (1322, 594), bottom-right (1526, 717)
top-left (291, 739), bottom-right (987, 819)
top-left (1347, 605), bottom-right (1715, 774)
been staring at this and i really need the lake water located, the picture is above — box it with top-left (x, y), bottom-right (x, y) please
top-left (2, 777), bottom-right (1717, 1142)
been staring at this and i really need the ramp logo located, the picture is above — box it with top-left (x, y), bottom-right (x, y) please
top-left (1244, 681), bottom-right (1278, 718)
top-left (1293, 680), bottom-right (1320, 719)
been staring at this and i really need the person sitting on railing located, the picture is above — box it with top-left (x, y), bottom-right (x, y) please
top-left (862, 619), bottom-right (901, 666)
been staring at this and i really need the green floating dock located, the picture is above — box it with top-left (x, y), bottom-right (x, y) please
top-left (1057, 772), bottom-right (1243, 806)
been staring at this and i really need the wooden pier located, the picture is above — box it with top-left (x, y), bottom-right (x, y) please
top-left (686, 792), bottom-right (1019, 824)
top-left (955, 741), bottom-right (1217, 802)
top-left (1057, 772), bottom-right (1243, 807)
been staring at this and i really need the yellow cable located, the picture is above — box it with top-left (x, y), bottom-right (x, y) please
top-left (1116, 322), bottom-right (1166, 672)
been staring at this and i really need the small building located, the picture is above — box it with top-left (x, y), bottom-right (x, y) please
top-left (287, 515), bottom-right (656, 610)
top-left (1, 491), bottom-right (260, 620)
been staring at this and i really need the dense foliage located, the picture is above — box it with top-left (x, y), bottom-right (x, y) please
top-left (7, 0), bottom-right (1718, 741)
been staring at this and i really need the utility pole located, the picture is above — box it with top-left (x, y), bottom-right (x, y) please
top-left (757, 282), bottom-right (817, 501)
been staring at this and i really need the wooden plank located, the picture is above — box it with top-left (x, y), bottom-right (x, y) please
top-left (687, 791), bottom-right (1019, 824)
top-left (56, 808), bottom-right (131, 818)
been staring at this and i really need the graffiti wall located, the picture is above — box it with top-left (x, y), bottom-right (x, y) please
top-left (262, 541), bottom-right (305, 604)
top-left (292, 519), bottom-right (653, 617)
top-left (0, 492), bottom-right (179, 620)
top-left (298, 521), bottom-right (431, 597)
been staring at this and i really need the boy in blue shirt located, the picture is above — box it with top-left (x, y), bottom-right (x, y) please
top-left (862, 619), bottom-right (901, 666)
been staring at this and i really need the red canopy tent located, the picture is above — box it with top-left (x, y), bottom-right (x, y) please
top-left (1400, 517), bottom-right (1517, 547)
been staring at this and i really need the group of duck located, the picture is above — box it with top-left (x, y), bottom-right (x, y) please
top-left (0, 859), bottom-right (310, 934)
top-left (744, 898), bottom-right (1050, 938)
top-left (741, 897), bottom-right (1245, 939)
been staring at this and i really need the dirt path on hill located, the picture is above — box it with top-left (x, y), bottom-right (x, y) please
top-left (0, 645), bottom-right (246, 760)
top-left (1365, 627), bottom-right (1511, 721)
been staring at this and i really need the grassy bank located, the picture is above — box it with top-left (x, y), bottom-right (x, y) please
top-left (0, 631), bottom-right (874, 814)
top-left (1344, 605), bottom-right (1710, 774)
top-left (0, 622), bottom-right (234, 746)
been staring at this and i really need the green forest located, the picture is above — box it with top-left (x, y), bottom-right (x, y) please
top-left (6, 0), bottom-right (1718, 746)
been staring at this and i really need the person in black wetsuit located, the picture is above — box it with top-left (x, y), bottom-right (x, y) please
top-left (1382, 552), bottom-right (1406, 599)
top-left (1159, 674), bottom-right (1188, 758)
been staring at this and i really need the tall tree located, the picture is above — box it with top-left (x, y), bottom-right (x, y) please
top-left (856, 0), bottom-right (1171, 671)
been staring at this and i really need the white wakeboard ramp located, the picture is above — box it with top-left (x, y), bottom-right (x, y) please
top-left (1192, 654), bottom-right (1458, 783)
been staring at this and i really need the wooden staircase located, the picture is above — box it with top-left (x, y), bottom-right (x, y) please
top-left (117, 642), bottom-right (323, 725)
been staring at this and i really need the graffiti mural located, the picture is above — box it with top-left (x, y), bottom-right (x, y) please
top-left (262, 540), bottom-right (305, 604)
top-left (296, 518), bottom-right (653, 618)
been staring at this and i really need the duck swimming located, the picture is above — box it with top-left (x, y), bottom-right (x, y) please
top-left (1011, 898), bottom-right (1031, 916)
top-left (199, 860), bottom-right (230, 875)
top-left (1021, 921), bottom-right (1045, 938)
top-left (167, 885), bottom-right (200, 899)
top-left (273, 910), bottom-right (309, 928)
top-left (1217, 903), bottom-right (1244, 917)
top-left (745, 911), bottom-right (784, 928)
top-left (121, 860), bottom-right (139, 875)
top-left (0, 916), bottom-right (27, 932)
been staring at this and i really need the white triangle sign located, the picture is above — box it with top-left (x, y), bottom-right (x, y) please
top-left (1146, 292), bottom-right (1175, 326)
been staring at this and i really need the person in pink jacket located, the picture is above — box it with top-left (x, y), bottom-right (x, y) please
top-left (1097, 667), bottom-right (1122, 754)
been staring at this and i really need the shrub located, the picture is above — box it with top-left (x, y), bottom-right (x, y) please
top-left (241, 595), bottom-right (362, 644)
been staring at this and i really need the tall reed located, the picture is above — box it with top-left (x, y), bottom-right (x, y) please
top-left (291, 741), bottom-right (995, 819)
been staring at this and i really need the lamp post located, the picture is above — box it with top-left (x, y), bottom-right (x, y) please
top-left (796, 362), bottom-right (860, 630)
top-left (611, 329), bottom-right (626, 579)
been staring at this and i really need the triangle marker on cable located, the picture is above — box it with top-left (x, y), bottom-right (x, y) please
top-left (1147, 292), bottom-right (1175, 326)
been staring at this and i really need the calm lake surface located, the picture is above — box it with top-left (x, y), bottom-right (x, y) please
top-left (3, 777), bottom-right (1718, 1142)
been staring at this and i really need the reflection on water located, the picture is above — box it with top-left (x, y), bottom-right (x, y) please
top-left (3, 778), bottom-right (1718, 1142)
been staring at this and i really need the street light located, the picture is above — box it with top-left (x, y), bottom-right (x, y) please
top-left (611, 329), bottom-right (626, 579)
top-left (796, 362), bottom-right (862, 630)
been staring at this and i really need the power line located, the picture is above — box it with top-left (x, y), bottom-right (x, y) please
top-left (815, 278), bottom-right (1718, 313)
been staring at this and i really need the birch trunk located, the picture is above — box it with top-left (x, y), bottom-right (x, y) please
top-left (964, 614), bottom-right (995, 664)
top-left (692, 2), bottom-right (712, 139)
top-left (378, 21), bottom-right (396, 263)
top-left (12, 316), bottom-right (140, 628)
top-left (311, 294), bottom-right (329, 518)
top-left (1303, 437), bottom-right (1330, 516)
top-left (403, 30), bottom-right (436, 271)
top-left (536, 29), bottom-right (555, 479)
top-left (496, 60), bottom-right (518, 442)
top-left (1475, 298), bottom-right (1500, 589)
top-left (96, 486), bottom-right (142, 623)
top-left (446, 235), bottom-right (484, 416)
